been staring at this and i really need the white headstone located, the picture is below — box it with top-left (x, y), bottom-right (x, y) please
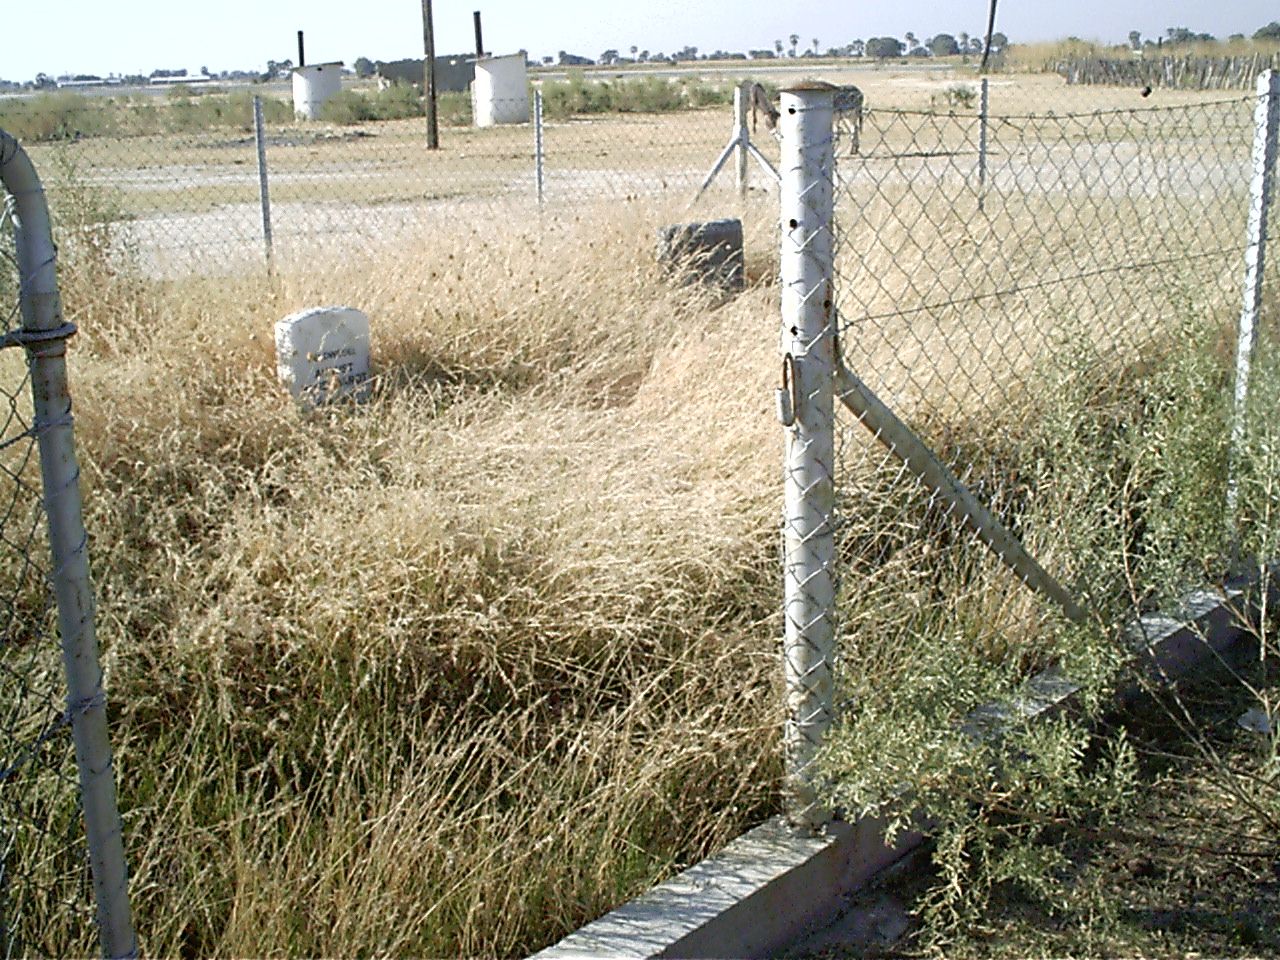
top-left (275, 306), bottom-right (371, 405)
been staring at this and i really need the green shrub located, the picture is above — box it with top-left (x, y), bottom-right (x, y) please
top-left (0, 89), bottom-right (296, 141)
top-left (368, 84), bottom-right (424, 121)
top-left (318, 90), bottom-right (375, 125)
top-left (0, 91), bottom-right (109, 141)
top-left (538, 74), bottom-right (732, 119)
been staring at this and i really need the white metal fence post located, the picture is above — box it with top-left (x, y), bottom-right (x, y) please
top-left (1, 131), bottom-right (136, 959)
top-left (253, 96), bottom-right (274, 267)
top-left (779, 83), bottom-right (837, 833)
top-left (534, 89), bottom-right (545, 206)
top-left (1229, 69), bottom-right (1280, 522)
top-left (978, 77), bottom-right (990, 208)
top-left (735, 82), bottom-right (749, 200)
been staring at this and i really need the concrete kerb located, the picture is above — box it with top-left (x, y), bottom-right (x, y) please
top-left (530, 566), bottom-right (1275, 960)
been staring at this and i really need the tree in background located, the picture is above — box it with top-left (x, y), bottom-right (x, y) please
top-left (866, 36), bottom-right (905, 58)
top-left (1164, 26), bottom-right (1214, 44)
top-left (851, 39), bottom-right (865, 57)
top-left (929, 34), bottom-right (960, 56)
top-left (1128, 30), bottom-right (1142, 50)
top-left (353, 57), bottom-right (374, 78)
top-left (789, 34), bottom-right (800, 57)
top-left (775, 39), bottom-right (783, 56)
top-left (1255, 21), bottom-right (1280, 41)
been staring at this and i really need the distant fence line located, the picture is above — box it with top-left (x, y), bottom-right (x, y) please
top-left (1056, 52), bottom-right (1280, 90)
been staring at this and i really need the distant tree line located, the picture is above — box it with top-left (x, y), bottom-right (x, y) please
top-left (1126, 22), bottom-right (1280, 50)
top-left (11, 21), bottom-right (1278, 92)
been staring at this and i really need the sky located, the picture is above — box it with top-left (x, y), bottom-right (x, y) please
top-left (5, 0), bottom-right (1278, 81)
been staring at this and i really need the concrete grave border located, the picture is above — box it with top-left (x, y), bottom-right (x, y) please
top-left (531, 566), bottom-right (1274, 960)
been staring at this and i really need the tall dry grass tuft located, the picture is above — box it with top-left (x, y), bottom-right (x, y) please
top-left (51, 200), bottom-right (789, 956)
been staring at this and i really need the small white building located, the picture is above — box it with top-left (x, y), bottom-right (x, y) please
top-left (292, 62), bottom-right (344, 120)
top-left (471, 52), bottom-right (529, 126)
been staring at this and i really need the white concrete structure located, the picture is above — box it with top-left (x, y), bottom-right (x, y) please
top-left (292, 62), bottom-right (344, 121)
top-left (275, 306), bottom-right (370, 404)
top-left (472, 52), bottom-right (529, 126)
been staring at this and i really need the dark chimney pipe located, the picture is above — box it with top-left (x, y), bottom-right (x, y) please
top-left (473, 11), bottom-right (484, 59)
top-left (297, 30), bottom-right (305, 67)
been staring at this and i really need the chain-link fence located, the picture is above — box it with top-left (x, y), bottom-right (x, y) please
top-left (778, 73), bottom-right (1280, 827)
top-left (1, 130), bottom-right (134, 959)
top-left (4, 83), bottom-right (781, 279)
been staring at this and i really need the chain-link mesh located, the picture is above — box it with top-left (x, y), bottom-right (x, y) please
top-left (822, 86), bottom-right (1276, 760)
top-left (5, 84), bottom-right (779, 278)
top-left (0, 185), bottom-right (95, 958)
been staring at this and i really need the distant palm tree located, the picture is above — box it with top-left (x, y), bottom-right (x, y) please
top-left (812, 38), bottom-right (820, 55)
top-left (775, 39), bottom-right (784, 56)
top-left (630, 45), bottom-right (638, 58)
top-left (789, 34), bottom-right (799, 57)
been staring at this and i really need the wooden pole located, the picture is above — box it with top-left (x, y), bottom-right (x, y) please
top-left (421, 0), bottom-right (439, 149)
top-left (979, 0), bottom-right (998, 73)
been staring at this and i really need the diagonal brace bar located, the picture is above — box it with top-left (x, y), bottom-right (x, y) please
top-left (834, 362), bottom-right (1086, 623)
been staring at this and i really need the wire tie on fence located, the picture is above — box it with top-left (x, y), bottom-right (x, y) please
top-left (0, 321), bottom-right (78, 352)
top-left (28, 410), bottom-right (75, 442)
top-left (66, 689), bottom-right (107, 719)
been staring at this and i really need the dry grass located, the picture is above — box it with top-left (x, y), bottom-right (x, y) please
top-left (7, 76), bottom-right (1275, 955)
top-left (37, 200), bottom-right (791, 956)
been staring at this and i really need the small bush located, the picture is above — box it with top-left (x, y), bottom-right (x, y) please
top-left (945, 83), bottom-right (978, 109)
top-left (368, 83), bottom-right (424, 121)
top-left (0, 91), bottom-right (110, 141)
top-left (0, 89), bottom-right (296, 141)
top-left (436, 91), bottom-right (472, 125)
top-left (538, 74), bottom-right (732, 119)
top-left (318, 90), bottom-right (375, 125)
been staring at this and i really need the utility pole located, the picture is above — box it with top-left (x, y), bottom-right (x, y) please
top-left (421, 0), bottom-right (439, 148)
